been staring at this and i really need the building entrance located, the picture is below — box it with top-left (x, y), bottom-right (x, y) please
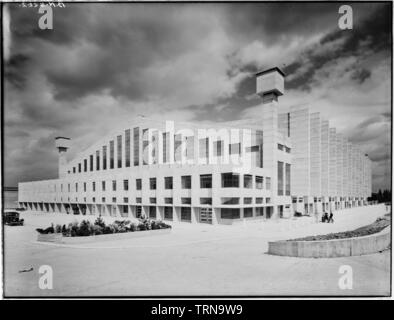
top-left (200, 208), bottom-right (212, 224)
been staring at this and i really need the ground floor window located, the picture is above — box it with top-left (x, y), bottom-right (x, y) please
top-left (266, 207), bottom-right (272, 219)
top-left (244, 208), bottom-right (253, 218)
top-left (164, 207), bottom-right (173, 220)
top-left (200, 208), bottom-right (212, 223)
top-left (256, 207), bottom-right (264, 216)
top-left (136, 206), bottom-right (142, 218)
top-left (122, 205), bottom-right (128, 216)
top-left (181, 207), bottom-right (191, 222)
top-left (149, 206), bottom-right (156, 219)
top-left (221, 208), bottom-right (240, 219)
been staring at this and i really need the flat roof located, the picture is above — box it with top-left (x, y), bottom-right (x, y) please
top-left (255, 67), bottom-right (286, 77)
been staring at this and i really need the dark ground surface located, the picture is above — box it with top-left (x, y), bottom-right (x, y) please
top-left (288, 213), bottom-right (391, 241)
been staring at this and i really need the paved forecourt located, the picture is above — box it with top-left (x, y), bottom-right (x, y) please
top-left (4, 204), bottom-right (390, 296)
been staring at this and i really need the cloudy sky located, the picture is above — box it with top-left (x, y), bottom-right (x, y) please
top-left (3, 2), bottom-right (391, 191)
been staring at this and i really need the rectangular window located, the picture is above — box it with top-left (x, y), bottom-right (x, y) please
top-left (229, 142), bottom-right (241, 155)
top-left (221, 173), bottom-right (239, 188)
top-left (150, 178), bottom-right (156, 190)
top-left (96, 150), bottom-right (100, 171)
top-left (200, 198), bottom-right (212, 205)
top-left (164, 177), bottom-right (173, 189)
top-left (181, 197), bottom-right (191, 205)
top-left (102, 146), bottom-right (107, 170)
top-left (102, 181), bottom-right (106, 191)
top-left (92, 197), bottom-right (96, 203)
top-left (186, 136), bottom-right (194, 160)
top-left (73, 167), bottom-right (76, 173)
top-left (278, 161), bottom-right (284, 196)
top-left (92, 182), bottom-right (96, 192)
top-left (277, 144), bottom-right (284, 151)
top-left (112, 197), bottom-right (116, 203)
top-left (109, 140), bottom-right (114, 169)
top-left (83, 182), bottom-right (86, 192)
top-left (213, 140), bottom-right (223, 157)
top-left (244, 175), bottom-right (253, 188)
top-left (221, 208), bottom-right (240, 219)
top-left (90, 155), bottom-right (93, 171)
top-left (84, 159), bottom-right (87, 172)
top-left (150, 197), bottom-right (156, 204)
top-left (266, 177), bottom-right (271, 190)
top-left (136, 179), bottom-right (142, 190)
top-left (256, 176), bottom-right (264, 189)
top-left (102, 197), bottom-right (105, 203)
top-left (136, 206), bottom-right (142, 218)
top-left (245, 145), bottom-right (260, 152)
top-left (256, 197), bottom-right (263, 204)
top-left (117, 135), bottom-right (122, 168)
top-left (112, 180), bottom-right (116, 191)
top-left (68, 184), bottom-right (70, 192)
top-left (164, 207), bottom-right (173, 220)
top-left (199, 137), bottom-right (209, 159)
top-left (285, 163), bottom-right (291, 196)
top-left (285, 146), bottom-right (291, 153)
top-left (149, 206), bottom-right (156, 219)
top-left (75, 183), bottom-right (78, 192)
top-left (200, 174), bottom-right (212, 188)
top-left (133, 127), bottom-right (140, 166)
top-left (255, 130), bottom-right (264, 168)
top-left (221, 197), bottom-right (239, 205)
top-left (125, 129), bottom-right (131, 167)
top-left (174, 133), bottom-right (182, 162)
top-left (244, 208), bottom-right (253, 218)
top-left (244, 197), bottom-right (252, 204)
top-left (164, 197), bottom-right (173, 204)
top-left (136, 197), bottom-right (142, 203)
top-left (256, 207), bottom-right (264, 216)
top-left (181, 175), bottom-right (192, 189)
top-left (163, 132), bottom-right (170, 163)
top-left (123, 179), bottom-right (129, 191)
top-left (78, 163), bottom-right (81, 173)
top-left (266, 197), bottom-right (271, 204)
top-left (181, 207), bottom-right (191, 222)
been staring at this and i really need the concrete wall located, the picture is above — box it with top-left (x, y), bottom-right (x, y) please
top-left (268, 226), bottom-right (390, 258)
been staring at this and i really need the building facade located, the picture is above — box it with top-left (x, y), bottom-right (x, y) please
top-left (18, 67), bottom-right (372, 224)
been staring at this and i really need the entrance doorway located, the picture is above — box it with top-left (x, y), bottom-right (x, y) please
top-left (200, 208), bottom-right (212, 224)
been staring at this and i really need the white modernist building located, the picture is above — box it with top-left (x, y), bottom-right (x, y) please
top-left (18, 67), bottom-right (372, 224)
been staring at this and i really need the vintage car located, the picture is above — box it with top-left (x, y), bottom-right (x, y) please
top-left (3, 210), bottom-right (24, 226)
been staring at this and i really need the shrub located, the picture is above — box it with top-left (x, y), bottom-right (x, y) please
top-left (138, 223), bottom-right (147, 231)
top-left (38, 218), bottom-right (170, 237)
top-left (94, 215), bottom-right (106, 228)
top-left (92, 224), bottom-right (103, 235)
top-left (129, 222), bottom-right (138, 232)
top-left (61, 224), bottom-right (70, 236)
top-left (76, 220), bottom-right (92, 237)
top-left (103, 224), bottom-right (116, 234)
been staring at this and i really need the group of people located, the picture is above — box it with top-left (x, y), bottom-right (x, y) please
top-left (321, 212), bottom-right (334, 223)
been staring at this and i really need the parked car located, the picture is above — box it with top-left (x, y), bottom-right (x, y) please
top-left (3, 210), bottom-right (24, 226)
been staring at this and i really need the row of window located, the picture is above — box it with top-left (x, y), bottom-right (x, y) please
top-left (68, 127), bottom-right (265, 175)
top-left (56, 196), bottom-right (271, 206)
top-left (54, 173), bottom-right (272, 193)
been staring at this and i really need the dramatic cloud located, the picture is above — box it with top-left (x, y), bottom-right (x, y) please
top-left (3, 2), bottom-right (391, 192)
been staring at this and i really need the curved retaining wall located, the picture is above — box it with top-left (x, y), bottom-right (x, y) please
top-left (37, 228), bottom-right (171, 244)
top-left (268, 227), bottom-right (390, 258)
